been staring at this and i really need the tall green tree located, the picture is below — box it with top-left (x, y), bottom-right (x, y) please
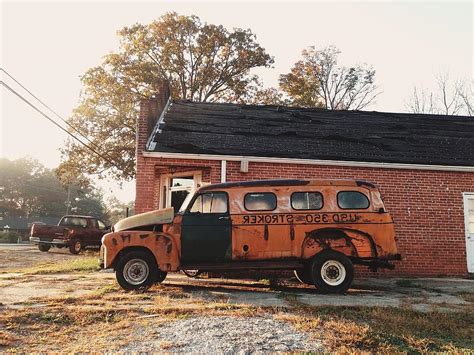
top-left (0, 158), bottom-right (107, 219)
top-left (280, 46), bottom-right (379, 109)
top-left (60, 12), bottom-right (274, 182)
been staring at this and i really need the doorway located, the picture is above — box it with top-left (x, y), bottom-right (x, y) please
top-left (463, 193), bottom-right (474, 273)
top-left (160, 172), bottom-right (202, 213)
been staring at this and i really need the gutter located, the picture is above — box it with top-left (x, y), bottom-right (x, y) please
top-left (142, 151), bottom-right (474, 173)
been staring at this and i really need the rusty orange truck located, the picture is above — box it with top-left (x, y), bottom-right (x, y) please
top-left (100, 179), bottom-right (400, 293)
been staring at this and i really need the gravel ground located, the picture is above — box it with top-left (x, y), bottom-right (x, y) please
top-left (121, 316), bottom-right (323, 353)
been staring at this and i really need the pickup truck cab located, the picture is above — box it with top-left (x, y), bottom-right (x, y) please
top-left (30, 215), bottom-right (109, 254)
top-left (101, 179), bottom-right (400, 293)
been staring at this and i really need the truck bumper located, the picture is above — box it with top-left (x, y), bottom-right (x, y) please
top-left (29, 237), bottom-right (67, 246)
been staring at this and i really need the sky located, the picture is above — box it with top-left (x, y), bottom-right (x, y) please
top-left (0, 0), bottom-right (472, 203)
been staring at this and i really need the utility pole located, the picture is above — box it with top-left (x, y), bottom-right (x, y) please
top-left (65, 185), bottom-right (71, 214)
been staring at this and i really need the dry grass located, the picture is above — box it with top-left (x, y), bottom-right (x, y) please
top-left (0, 282), bottom-right (263, 352)
top-left (9, 257), bottom-right (100, 275)
top-left (274, 304), bottom-right (474, 353)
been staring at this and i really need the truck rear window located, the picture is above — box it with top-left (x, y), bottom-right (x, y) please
top-left (244, 193), bottom-right (277, 211)
top-left (291, 192), bottom-right (323, 210)
top-left (337, 191), bottom-right (370, 209)
top-left (60, 217), bottom-right (88, 227)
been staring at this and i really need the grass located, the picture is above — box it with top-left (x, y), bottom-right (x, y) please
top-left (10, 257), bottom-right (100, 275)
top-left (275, 304), bottom-right (474, 352)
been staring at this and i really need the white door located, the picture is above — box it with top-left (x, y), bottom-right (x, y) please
top-left (463, 193), bottom-right (474, 273)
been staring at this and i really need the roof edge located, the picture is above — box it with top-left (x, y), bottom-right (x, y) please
top-left (142, 151), bottom-right (474, 173)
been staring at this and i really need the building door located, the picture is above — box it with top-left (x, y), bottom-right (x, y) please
top-left (181, 192), bottom-right (231, 263)
top-left (463, 193), bottom-right (474, 273)
top-left (159, 172), bottom-right (202, 213)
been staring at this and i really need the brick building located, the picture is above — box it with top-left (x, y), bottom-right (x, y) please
top-left (135, 85), bottom-right (474, 277)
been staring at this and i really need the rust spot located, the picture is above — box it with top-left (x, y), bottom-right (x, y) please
top-left (166, 241), bottom-right (172, 254)
top-left (121, 234), bottom-right (131, 243)
top-left (112, 238), bottom-right (117, 246)
top-left (139, 234), bottom-right (149, 239)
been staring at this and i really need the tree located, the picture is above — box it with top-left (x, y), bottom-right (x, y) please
top-left (0, 158), bottom-right (107, 219)
top-left (279, 46), bottom-right (380, 110)
top-left (60, 12), bottom-right (274, 182)
top-left (406, 72), bottom-right (473, 116)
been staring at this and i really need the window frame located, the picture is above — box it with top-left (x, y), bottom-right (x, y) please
top-left (244, 192), bottom-right (277, 212)
top-left (337, 190), bottom-right (370, 210)
top-left (290, 191), bottom-right (324, 211)
top-left (186, 191), bottom-right (230, 215)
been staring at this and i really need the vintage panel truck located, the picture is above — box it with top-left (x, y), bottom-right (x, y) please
top-left (100, 179), bottom-right (400, 293)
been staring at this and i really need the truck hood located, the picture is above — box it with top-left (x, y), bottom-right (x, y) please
top-left (113, 208), bottom-right (174, 232)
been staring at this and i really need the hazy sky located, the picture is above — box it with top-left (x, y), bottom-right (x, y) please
top-left (1, 0), bottom-right (472, 202)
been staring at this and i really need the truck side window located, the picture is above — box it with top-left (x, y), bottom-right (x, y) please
top-left (291, 192), bottom-right (323, 210)
top-left (90, 219), bottom-right (99, 228)
top-left (189, 192), bottom-right (228, 214)
top-left (97, 220), bottom-right (106, 229)
top-left (337, 191), bottom-right (370, 209)
top-left (244, 193), bottom-right (277, 211)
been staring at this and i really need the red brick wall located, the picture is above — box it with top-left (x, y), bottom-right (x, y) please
top-left (135, 156), bottom-right (473, 277)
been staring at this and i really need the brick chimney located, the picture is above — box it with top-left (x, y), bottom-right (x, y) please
top-left (136, 81), bottom-right (171, 156)
top-left (135, 81), bottom-right (170, 214)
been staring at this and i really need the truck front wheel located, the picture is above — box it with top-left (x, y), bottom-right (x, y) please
top-left (310, 250), bottom-right (354, 294)
top-left (116, 250), bottom-right (159, 291)
top-left (38, 244), bottom-right (51, 252)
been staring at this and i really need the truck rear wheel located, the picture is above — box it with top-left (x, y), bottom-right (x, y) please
top-left (69, 240), bottom-right (82, 255)
top-left (38, 244), bottom-right (51, 252)
top-left (294, 268), bottom-right (313, 285)
top-left (116, 250), bottom-right (159, 291)
top-left (310, 250), bottom-right (354, 294)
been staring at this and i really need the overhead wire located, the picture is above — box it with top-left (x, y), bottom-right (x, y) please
top-left (0, 80), bottom-right (119, 169)
top-left (0, 68), bottom-right (120, 167)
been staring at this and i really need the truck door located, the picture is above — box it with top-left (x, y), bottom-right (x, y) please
top-left (181, 192), bottom-right (231, 263)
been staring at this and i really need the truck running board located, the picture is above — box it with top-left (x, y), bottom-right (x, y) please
top-left (181, 260), bottom-right (305, 271)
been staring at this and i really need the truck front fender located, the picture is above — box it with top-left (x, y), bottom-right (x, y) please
top-left (102, 230), bottom-right (180, 272)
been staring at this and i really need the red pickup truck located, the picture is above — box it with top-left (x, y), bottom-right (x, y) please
top-left (30, 215), bottom-right (109, 254)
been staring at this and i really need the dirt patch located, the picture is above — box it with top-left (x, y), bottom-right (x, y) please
top-left (122, 316), bottom-right (323, 352)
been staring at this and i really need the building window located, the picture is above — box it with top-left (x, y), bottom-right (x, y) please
top-left (189, 192), bottom-right (228, 214)
top-left (291, 192), bottom-right (323, 210)
top-left (244, 193), bottom-right (277, 211)
top-left (337, 191), bottom-right (370, 209)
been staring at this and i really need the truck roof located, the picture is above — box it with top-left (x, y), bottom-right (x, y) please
top-left (61, 215), bottom-right (97, 219)
top-left (198, 179), bottom-right (376, 192)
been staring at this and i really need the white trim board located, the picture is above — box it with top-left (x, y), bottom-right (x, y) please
top-left (142, 151), bottom-right (474, 173)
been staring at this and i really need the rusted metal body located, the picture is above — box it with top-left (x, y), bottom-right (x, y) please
top-left (101, 179), bottom-right (399, 273)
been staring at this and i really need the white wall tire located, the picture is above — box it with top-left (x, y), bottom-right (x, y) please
top-left (116, 250), bottom-right (159, 291)
top-left (310, 250), bottom-right (354, 294)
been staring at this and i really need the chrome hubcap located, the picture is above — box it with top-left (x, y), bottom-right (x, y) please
top-left (74, 241), bottom-right (81, 252)
top-left (321, 260), bottom-right (346, 286)
top-left (123, 259), bottom-right (149, 285)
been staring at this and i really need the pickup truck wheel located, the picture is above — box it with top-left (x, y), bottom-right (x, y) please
top-left (310, 250), bottom-right (354, 294)
top-left (38, 244), bottom-right (51, 252)
top-left (294, 268), bottom-right (313, 285)
top-left (69, 240), bottom-right (82, 255)
top-left (116, 251), bottom-right (158, 291)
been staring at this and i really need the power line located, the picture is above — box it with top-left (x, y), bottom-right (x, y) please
top-left (0, 68), bottom-right (119, 166)
top-left (0, 80), bottom-right (119, 169)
